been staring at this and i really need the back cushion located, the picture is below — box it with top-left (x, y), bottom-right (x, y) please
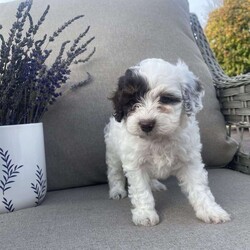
top-left (0, 0), bottom-right (238, 190)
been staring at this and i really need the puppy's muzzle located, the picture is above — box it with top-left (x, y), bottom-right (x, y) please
top-left (139, 119), bottom-right (156, 133)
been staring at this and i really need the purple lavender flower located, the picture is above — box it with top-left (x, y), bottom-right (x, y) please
top-left (0, 0), bottom-right (95, 125)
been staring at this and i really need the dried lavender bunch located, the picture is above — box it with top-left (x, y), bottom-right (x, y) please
top-left (0, 0), bottom-right (95, 125)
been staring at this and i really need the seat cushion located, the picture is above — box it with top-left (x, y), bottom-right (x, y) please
top-left (0, 169), bottom-right (249, 249)
top-left (0, 0), bottom-right (238, 190)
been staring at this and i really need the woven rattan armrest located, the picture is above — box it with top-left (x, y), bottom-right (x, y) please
top-left (190, 13), bottom-right (250, 174)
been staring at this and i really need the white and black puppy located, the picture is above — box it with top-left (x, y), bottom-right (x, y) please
top-left (104, 58), bottom-right (230, 226)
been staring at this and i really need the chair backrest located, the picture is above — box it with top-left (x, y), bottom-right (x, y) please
top-left (190, 13), bottom-right (250, 127)
top-left (190, 14), bottom-right (228, 85)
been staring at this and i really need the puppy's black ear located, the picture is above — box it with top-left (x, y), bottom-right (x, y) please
top-left (109, 75), bottom-right (127, 122)
top-left (109, 69), bottom-right (148, 122)
top-left (182, 79), bottom-right (204, 116)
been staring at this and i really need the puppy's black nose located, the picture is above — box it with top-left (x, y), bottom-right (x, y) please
top-left (139, 120), bottom-right (156, 133)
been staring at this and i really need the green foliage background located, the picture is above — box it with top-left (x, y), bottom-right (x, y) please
top-left (205, 0), bottom-right (250, 76)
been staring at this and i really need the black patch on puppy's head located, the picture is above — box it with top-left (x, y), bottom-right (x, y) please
top-left (110, 69), bottom-right (148, 122)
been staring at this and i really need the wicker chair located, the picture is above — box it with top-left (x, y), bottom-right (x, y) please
top-left (190, 14), bottom-right (250, 175)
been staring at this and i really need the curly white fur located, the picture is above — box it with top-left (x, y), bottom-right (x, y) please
top-left (104, 58), bottom-right (230, 226)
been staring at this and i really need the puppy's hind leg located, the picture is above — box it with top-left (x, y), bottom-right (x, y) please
top-left (150, 179), bottom-right (167, 192)
top-left (106, 151), bottom-right (127, 200)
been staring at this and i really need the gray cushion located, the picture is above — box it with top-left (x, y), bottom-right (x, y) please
top-left (0, 169), bottom-right (249, 249)
top-left (0, 0), bottom-right (238, 190)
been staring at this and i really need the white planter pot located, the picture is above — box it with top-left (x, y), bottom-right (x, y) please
top-left (0, 123), bottom-right (47, 213)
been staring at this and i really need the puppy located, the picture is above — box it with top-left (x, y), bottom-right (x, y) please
top-left (104, 58), bottom-right (230, 226)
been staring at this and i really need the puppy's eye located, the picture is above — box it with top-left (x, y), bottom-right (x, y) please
top-left (159, 95), bottom-right (181, 105)
top-left (130, 103), bottom-right (140, 112)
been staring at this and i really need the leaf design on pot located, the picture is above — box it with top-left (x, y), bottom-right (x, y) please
top-left (0, 147), bottom-right (23, 213)
top-left (2, 197), bottom-right (15, 212)
top-left (0, 147), bottom-right (23, 195)
top-left (31, 165), bottom-right (46, 206)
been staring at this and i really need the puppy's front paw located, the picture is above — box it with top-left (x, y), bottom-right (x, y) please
top-left (109, 188), bottom-right (127, 200)
top-left (196, 205), bottom-right (231, 224)
top-left (132, 208), bottom-right (159, 226)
